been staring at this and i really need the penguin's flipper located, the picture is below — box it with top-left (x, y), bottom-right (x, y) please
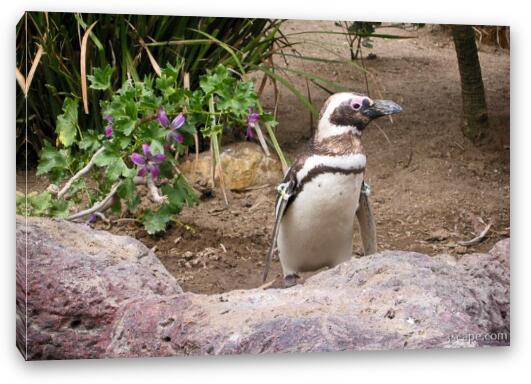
top-left (356, 181), bottom-right (377, 255)
top-left (263, 178), bottom-right (296, 283)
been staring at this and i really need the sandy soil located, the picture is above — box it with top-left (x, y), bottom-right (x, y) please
top-left (18, 21), bottom-right (510, 294)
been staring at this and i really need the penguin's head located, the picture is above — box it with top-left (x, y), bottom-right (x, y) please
top-left (316, 92), bottom-right (402, 140)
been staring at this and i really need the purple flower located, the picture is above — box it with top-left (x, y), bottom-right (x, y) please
top-left (104, 125), bottom-right (113, 138)
top-left (104, 115), bottom-right (113, 138)
top-left (85, 213), bottom-right (97, 225)
top-left (130, 144), bottom-right (166, 180)
top-left (157, 109), bottom-right (185, 129)
top-left (167, 131), bottom-right (184, 143)
top-left (246, 107), bottom-right (260, 140)
top-left (157, 108), bottom-right (170, 127)
top-left (163, 112), bottom-right (186, 143)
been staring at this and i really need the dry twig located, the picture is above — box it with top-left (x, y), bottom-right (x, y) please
top-left (57, 147), bottom-right (105, 198)
top-left (146, 175), bottom-right (168, 204)
top-left (458, 223), bottom-right (492, 246)
top-left (80, 21), bottom-right (98, 114)
top-left (66, 181), bottom-right (122, 221)
top-left (258, 278), bottom-right (276, 290)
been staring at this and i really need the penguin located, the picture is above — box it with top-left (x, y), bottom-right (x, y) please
top-left (263, 92), bottom-right (402, 287)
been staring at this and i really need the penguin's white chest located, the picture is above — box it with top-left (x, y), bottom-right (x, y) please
top-left (277, 172), bottom-right (363, 274)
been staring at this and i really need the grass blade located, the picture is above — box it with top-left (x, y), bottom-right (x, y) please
top-left (24, 44), bottom-right (44, 96)
top-left (255, 64), bottom-right (318, 117)
top-left (16, 67), bottom-right (26, 95)
top-left (191, 28), bottom-right (246, 75)
top-left (277, 66), bottom-right (351, 93)
top-left (139, 37), bottom-right (161, 77)
top-left (80, 21), bottom-right (98, 114)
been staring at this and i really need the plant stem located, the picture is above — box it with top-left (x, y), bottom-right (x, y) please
top-left (66, 180), bottom-right (122, 220)
top-left (209, 96), bottom-right (229, 206)
top-left (146, 175), bottom-right (168, 204)
top-left (57, 147), bottom-right (105, 198)
top-left (256, 102), bottom-right (288, 171)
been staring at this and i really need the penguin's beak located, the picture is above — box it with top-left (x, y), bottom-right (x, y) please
top-left (362, 99), bottom-right (402, 119)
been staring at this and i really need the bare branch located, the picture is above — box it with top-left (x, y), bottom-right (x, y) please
top-left (254, 123), bottom-right (271, 157)
top-left (93, 212), bottom-right (111, 229)
top-left (66, 181), bottom-right (122, 221)
top-left (258, 278), bottom-right (276, 290)
top-left (458, 223), bottom-right (492, 246)
top-left (46, 184), bottom-right (60, 194)
top-left (146, 176), bottom-right (168, 204)
top-left (133, 176), bottom-right (146, 185)
top-left (57, 147), bottom-right (105, 198)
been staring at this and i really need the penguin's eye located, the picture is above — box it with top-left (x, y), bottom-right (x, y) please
top-left (352, 102), bottom-right (361, 110)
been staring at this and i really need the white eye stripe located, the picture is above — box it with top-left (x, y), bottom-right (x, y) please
top-left (316, 122), bottom-right (361, 140)
top-left (296, 154), bottom-right (366, 182)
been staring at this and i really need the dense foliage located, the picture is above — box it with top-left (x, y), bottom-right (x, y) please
top-left (16, 12), bottom-right (284, 163)
top-left (17, 63), bottom-right (276, 233)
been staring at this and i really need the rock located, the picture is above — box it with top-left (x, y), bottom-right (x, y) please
top-left (488, 238), bottom-right (510, 268)
top-left (16, 217), bottom-right (510, 360)
top-left (16, 216), bottom-right (182, 360)
top-left (180, 142), bottom-right (283, 191)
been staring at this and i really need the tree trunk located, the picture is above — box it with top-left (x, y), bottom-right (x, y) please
top-left (451, 25), bottom-right (489, 143)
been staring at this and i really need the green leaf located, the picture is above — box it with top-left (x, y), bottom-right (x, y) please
top-left (199, 64), bottom-right (232, 95)
top-left (155, 75), bottom-right (176, 97)
top-left (110, 197), bottom-right (122, 214)
top-left (16, 191), bottom-right (70, 217)
top-left (16, 192), bottom-right (28, 216)
top-left (23, 191), bottom-right (53, 216)
top-left (142, 207), bottom-right (173, 235)
top-left (143, 121), bottom-right (168, 141)
top-left (158, 161), bottom-right (174, 180)
top-left (94, 149), bottom-right (130, 181)
top-left (160, 63), bottom-right (179, 80)
top-left (106, 157), bottom-right (129, 181)
top-left (150, 139), bottom-right (164, 156)
top-left (118, 136), bottom-right (132, 149)
top-left (117, 178), bottom-right (140, 211)
top-left (124, 100), bottom-right (137, 119)
top-left (36, 142), bottom-right (69, 177)
top-left (56, 97), bottom-right (79, 147)
top-left (50, 198), bottom-right (73, 218)
top-left (161, 176), bottom-right (198, 209)
top-left (88, 65), bottom-right (114, 91)
top-left (78, 130), bottom-right (101, 151)
top-left (67, 178), bottom-right (87, 198)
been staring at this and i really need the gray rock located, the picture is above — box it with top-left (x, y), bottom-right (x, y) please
top-left (16, 217), bottom-right (182, 360)
top-left (16, 217), bottom-right (509, 360)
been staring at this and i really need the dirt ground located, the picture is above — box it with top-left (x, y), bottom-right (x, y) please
top-left (18, 21), bottom-right (510, 294)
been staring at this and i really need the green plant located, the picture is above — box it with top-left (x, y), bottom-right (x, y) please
top-left (16, 12), bottom-right (285, 162)
top-left (16, 63), bottom-right (278, 234)
top-left (331, 21), bottom-right (420, 60)
top-left (334, 21), bottom-right (382, 60)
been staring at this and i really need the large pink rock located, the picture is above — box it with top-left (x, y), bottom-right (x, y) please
top-left (16, 217), bottom-right (510, 360)
top-left (16, 217), bottom-right (182, 360)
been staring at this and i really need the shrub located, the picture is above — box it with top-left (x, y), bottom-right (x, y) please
top-left (16, 63), bottom-right (277, 234)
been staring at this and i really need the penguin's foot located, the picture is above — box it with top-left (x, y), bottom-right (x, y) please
top-left (283, 274), bottom-right (299, 288)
